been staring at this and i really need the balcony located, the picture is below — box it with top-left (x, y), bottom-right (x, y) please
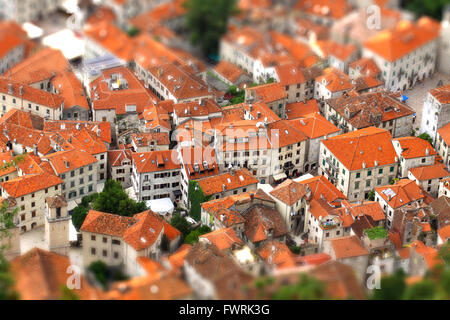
top-left (320, 221), bottom-right (337, 230)
top-left (325, 157), bottom-right (338, 170)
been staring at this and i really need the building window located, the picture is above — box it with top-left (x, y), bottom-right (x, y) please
top-left (91, 235), bottom-right (96, 241)
top-left (368, 170), bottom-right (372, 176)
top-left (102, 250), bottom-right (107, 257)
top-left (356, 172), bottom-right (360, 178)
top-left (91, 248), bottom-right (96, 255)
top-left (103, 237), bottom-right (107, 243)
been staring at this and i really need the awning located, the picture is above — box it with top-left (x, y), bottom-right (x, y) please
top-left (273, 172), bottom-right (287, 181)
top-left (146, 198), bottom-right (174, 215)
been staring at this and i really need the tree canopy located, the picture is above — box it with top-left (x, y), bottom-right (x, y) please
top-left (72, 180), bottom-right (147, 231)
top-left (404, 0), bottom-right (449, 20)
top-left (0, 200), bottom-right (19, 300)
top-left (271, 274), bottom-right (329, 300)
top-left (183, 0), bottom-right (239, 56)
top-left (188, 180), bottom-right (211, 221)
top-left (417, 133), bottom-right (434, 146)
top-left (170, 212), bottom-right (192, 239)
top-left (184, 225), bottom-right (211, 244)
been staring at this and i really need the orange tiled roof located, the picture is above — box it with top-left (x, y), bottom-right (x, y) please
top-left (0, 77), bottom-right (64, 109)
top-left (394, 136), bottom-right (437, 159)
top-left (51, 71), bottom-right (89, 110)
top-left (409, 163), bottom-right (450, 181)
top-left (131, 132), bottom-right (170, 148)
top-left (246, 82), bottom-right (287, 103)
top-left (329, 235), bottom-right (369, 259)
top-left (349, 58), bottom-right (381, 78)
top-left (196, 168), bottom-right (258, 196)
top-left (108, 148), bottom-right (133, 167)
top-left (258, 240), bottom-right (297, 269)
top-left (429, 84), bottom-right (450, 105)
top-left (270, 179), bottom-right (307, 206)
top-left (43, 148), bottom-right (98, 175)
top-left (44, 120), bottom-right (111, 144)
top-left (438, 122), bottom-right (450, 145)
top-left (5, 48), bottom-right (69, 85)
top-left (90, 66), bottom-right (156, 115)
top-left (10, 248), bottom-right (101, 300)
top-left (83, 21), bottom-right (135, 61)
top-left (148, 63), bottom-right (212, 101)
top-left (322, 127), bottom-right (397, 170)
top-left (375, 179), bottom-right (425, 209)
top-left (289, 112), bottom-right (340, 139)
top-left (438, 225), bottom-right (450, 242)
top-left (2, 173), bottom-right (62, 198)
top-left (296, 0), bottom-right (353, 20)
top-left (299, 175), bottom-right (347, 205)
top-left (214, 61), bottom-right (248, 84)
top-left (244, 205), bottom-right (288, 243)
top-left (163, 221), bottom-right (181, 241)
top-left (131, 150), bottom-right (180, 173)
top-left (275, 64), bottom-right (306, 86)
top-left (410, 240), bottom-right (442, 269)
top-left (316, 68), bottom-right (353, 92)
top-left (199, 228), bottom-right (243, 251)
top-left (285, 100), bottom-right (320, 120)
top-left (326, 90), bottom-right (414, 129)
top-left (81, 210), bottom-right (165, 251)
top-left (364, 18), bottom-right (441, 62)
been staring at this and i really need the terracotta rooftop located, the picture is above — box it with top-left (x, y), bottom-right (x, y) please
top-left (196, 168), bottom-right (258, 196)
top-left (244, 205), bottom-right (288, 243)
top-left (438, 122), bottom-right (450, 145)
top-left (270, 179), bottom-right (307, 206)
top-left (2, 173), bottom-right (62, 198)
top-left (364, 18), bottom-right (441, 62)
top-left (322, 126), bottom-right (397, 171)
top-left (394, 136), bottom-right (437, 159)
top-left (375, 179), bottom-right (425, 209)
top-left (131, 150), bottom-right (180, 173)
top-left (329, 235), bottom-right (369, 259)
top-left (0, 77), bottom-right (64, 109)
top-left (199, 228), bottom-right (243, 251)
top-left (10, 248), bottom-right (101, 300)
top-left (409, 163), bottom-right (450, 181)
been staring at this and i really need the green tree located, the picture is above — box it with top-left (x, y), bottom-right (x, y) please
top-left (367, 190), bottom-right (375, 201)
top-left (272, 274), bottom-right (329, 300)
top-left (93, 180), bottom-right (147, 217)
top-left (404, 0), bottom-right (450, 20)
top-left (59, 285), bottom-right (80, 300)
top-left (417, 133), bottom-right (433, 146)
top-left (127, 26), bottom-right (140, 37)
top-left (0, 200), bottom-right (19, 300)
top-left (184, 225), bottom-right (211, 244)
top-left (371, 269), bottom-right (406, 300)
top-left (183, 0), bottom-right (239, 56)
top-left (88, 260), bottom-right (109, 290)
top-left (170, 213), bottom-right (192, 238)
top-left (71, 205), bottom-right (88, 231)
top-left (188, 181), bottom-right (211, 221)
top-left (403, 279), bottom-right (437, 300)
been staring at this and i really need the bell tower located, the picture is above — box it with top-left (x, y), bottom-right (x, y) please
top-left (44, 195), bottom-right (70, 256)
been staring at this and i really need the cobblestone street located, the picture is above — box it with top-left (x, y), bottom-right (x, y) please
top-left (403, 72), bottom-right (450, 133)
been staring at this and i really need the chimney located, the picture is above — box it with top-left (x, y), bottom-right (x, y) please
top-left (249, 104), bottom-right (253, 112)
top-left (8, 84), bottom-right (13, 94)
top-left (425, 148), bottom-right (429, 156)
top-left (64, 160), bottom-right (69, 168)
top-left (19, 86), bottom-right (23, 96)
top-left (256, 111), bottom-right (261, 119)
top-left (97, 129), bottom-right (101, 137)
top-left (33, 144), bottom-right (38, 155)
